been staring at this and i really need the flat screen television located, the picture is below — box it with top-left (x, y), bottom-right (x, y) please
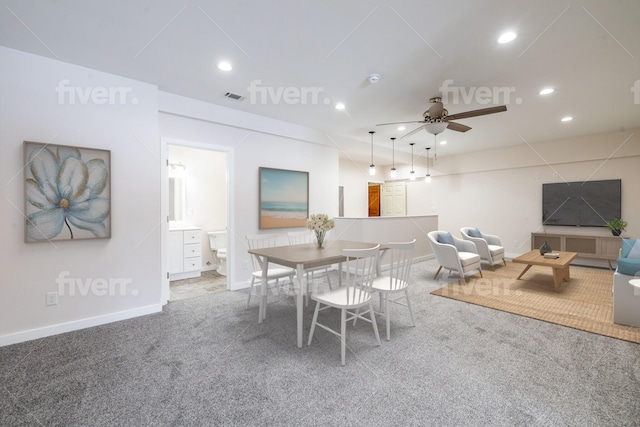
top-left (542, 179), bottom-right (621, 227)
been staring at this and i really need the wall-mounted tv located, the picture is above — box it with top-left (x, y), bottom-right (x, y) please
top-left (542, 179), bottom-right (621, 227)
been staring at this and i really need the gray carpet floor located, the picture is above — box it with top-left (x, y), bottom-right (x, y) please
top-left (1, 259), bottom-right (639, 426)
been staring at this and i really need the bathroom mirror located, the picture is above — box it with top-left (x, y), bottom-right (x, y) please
top-left (168, 175), bottom-right (185, 222)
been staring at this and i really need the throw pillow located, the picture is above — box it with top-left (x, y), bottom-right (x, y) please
top-left (628, 239), bottom-right (640, 259)
top-left (621, 239), bottom-right (637, 258)
top-left (616, 257), bottom-right (640, 276)
top-left (468, 228), bottom-right (482, 238)
top-left (437, 232), bottom-right (454, 245)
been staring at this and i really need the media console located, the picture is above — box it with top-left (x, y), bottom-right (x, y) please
top-left (531, 232), bottom-right (622, 270)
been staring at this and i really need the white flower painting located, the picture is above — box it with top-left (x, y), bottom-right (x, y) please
top-left (24, 141), bottom-right (111, 242)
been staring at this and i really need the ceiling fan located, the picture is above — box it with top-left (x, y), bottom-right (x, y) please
top-left (377, 97), bottom-right (507, 138)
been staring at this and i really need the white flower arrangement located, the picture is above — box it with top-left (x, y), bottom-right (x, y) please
top-left (306, 214), bottom-right (335, 248)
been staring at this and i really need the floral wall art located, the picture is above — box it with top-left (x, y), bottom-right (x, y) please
top-left (24, 141), bottom-right (111, 242)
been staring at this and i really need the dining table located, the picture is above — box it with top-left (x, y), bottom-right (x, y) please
top-left (247, 240), bottom-right (386, 348)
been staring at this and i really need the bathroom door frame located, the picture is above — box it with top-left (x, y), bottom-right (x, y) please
top-left (160, 137), bottom-right (234, 305)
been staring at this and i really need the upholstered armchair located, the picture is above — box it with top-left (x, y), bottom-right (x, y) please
top-left (427, 231), bottom-right (482, 285)
top-left (613, 239), bottom-right (640, 327)
top-left (460, 227), bottom-right (506, 270)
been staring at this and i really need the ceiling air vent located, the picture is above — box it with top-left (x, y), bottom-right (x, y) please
top-left (223, 92), bottom-right (244, 101)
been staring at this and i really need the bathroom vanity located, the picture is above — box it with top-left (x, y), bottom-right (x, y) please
top-left (168, 226), bottom-right (202, 281)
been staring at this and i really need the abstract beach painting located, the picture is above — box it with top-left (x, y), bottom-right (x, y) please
top-left (259, 167), bottom-right (308, 229)
top-left (24, 141), bottom-right (111, 242)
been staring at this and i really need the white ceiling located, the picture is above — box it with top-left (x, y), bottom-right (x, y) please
top-left (1, 0), bottom-right (639, 165)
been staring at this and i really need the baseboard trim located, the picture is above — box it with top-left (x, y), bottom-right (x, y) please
top-left (0, 304), bottom-right (163, 347)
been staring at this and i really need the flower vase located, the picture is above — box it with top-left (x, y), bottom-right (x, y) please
top-left (539, 240), bottom-right (551, 255)
top-left (315, 230), bottom-right (325, 248)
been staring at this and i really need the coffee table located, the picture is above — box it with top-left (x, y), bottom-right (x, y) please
top-left (512, 250), bottom-right (578, 292)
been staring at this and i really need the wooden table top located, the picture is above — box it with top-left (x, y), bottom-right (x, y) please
top-left (512, 250), bottom-right (578, 268)
top-left (247, 240), bottom-right (385, 269)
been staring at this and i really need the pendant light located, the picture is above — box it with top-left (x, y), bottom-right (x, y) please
top-left (390, 137), bottom-right (397, 178)
top-left (425, 147), bottom-right (431, 183)
top-left (409, 143), bottom-right (416, 181)
top-left (369, 131), bottom-right (376, 176)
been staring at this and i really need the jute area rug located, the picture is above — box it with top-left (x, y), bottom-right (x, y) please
top-left (430, 261), bottom-right (640, 344)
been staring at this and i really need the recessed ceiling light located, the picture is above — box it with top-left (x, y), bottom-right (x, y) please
top-left (334, 102), bottom-right (345, 110)
top-left (498, 31), bottom-right (517, 44)
top-left (440, 140), bottom-right (447, 145)
top-left (539, 88), bottom-right (554, 95)
top-left (561, 116), bottom-right (573, 122)
top-left (397, 126), bottom-right (406, 131)
top-left (217, 61), bottom-right (232, 71)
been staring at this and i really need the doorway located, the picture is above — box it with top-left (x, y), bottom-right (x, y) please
top-left (162, 140), bottom-right (231, 302)
top-left (368, 183), bottom-right (380, 217)
top-left (381, 181), bottom-right (407, 216)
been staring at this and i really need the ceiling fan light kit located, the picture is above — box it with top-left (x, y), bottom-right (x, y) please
top-left (424, 122), bottom-right (448, 135)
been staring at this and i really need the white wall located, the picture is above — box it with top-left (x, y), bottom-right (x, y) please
top-left (333, 216), bottom-right (437, 263)
top-left (159, 92), bottom-right (340, 290)
top-left (0, 47), bottom-right (162, 345)
top-left (339, 158), bottom-right (436, 218)
top-left (338, 159), bottom-right (369, 218)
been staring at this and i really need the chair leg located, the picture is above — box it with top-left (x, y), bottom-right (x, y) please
top-left (503, 259), bottom-right (507, 266)
top-left (308, 301), bottom-right (321, 346)
top-left (434, 265), bottom-right (443, 280)
top-left (405, 288), bottom-right (416, 327)
top-left (304, 273), bottom-right (309, 306)
top-left (247, 277), bottom-right (256, 309)
top-left (369, 302), bottom-right (381, 346)
top-left (385, 293), bottom-right (391, 341)
top-left (341, 308), bottom-right (347, 366)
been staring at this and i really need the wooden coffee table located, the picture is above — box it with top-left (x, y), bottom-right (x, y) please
top-left (512, 250), bottom-right (578, 292)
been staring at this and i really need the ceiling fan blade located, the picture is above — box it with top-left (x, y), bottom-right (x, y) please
top-left (400, 125), bottom-right (426, 139)
top-left (445, 121), bottom-right (472, 132)
top-left (446, 105), bottom-right (507, 121)
top-left (376, 120), bottom-right (424, 126)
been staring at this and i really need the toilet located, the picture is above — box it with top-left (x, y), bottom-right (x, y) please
top-left (207, 230), bottom-right (227, 276)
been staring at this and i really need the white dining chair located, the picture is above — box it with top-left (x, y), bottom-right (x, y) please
top-left (370, 239), bottom-right (417, 341)
top-left (246, 234), bottom-right (296, 316)
top-left (308, 245), bottom-right (381, 365)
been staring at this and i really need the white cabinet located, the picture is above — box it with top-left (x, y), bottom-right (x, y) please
top-left (169, 227), bottom-right (202, 280)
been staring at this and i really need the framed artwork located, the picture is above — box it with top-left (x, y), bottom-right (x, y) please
top-left (259, 167), bottom-right (308, 229)
top-left (24, 141), bottom-right (111, 242)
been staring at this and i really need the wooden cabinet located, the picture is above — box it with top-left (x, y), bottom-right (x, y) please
top-left (531, 232), bottom-right (621, 269)
top-left (169, 227), bottom-right (202, 280)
